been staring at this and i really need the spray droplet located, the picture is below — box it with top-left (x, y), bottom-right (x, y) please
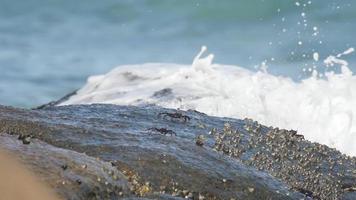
top-left (313, 52), bottom-right (319, 61)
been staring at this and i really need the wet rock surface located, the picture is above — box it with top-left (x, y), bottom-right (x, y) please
top-left (0, 134), bottom-right (131, 200)
top-left (0, 104), bottom-right (355, 199)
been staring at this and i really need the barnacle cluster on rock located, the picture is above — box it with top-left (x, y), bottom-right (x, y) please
top-left (212, 118), bottom-right (356, 199)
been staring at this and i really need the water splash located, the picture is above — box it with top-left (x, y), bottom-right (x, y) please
top-left (62, 46), bottom-right (356, 156)
top-left (192, 46), bottom-right (215, 74)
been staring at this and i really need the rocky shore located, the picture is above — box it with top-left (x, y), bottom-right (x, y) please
top-left (0, 103), bottom-right (355, 199)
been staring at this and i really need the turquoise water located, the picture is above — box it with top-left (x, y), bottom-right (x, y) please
top-left (0, 0), bottom-right (355, 107)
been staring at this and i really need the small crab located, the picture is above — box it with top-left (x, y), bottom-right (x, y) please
top-left (158, 112), bottom-right (191, 122)
top-left (61, 164), bottom-right (68, 171)
top-left (290, 130), bottom-right (304, 139)
top-left (18, 134), bottom-right (33, 145)
top-left (147, 128), bottom-right (177, 136)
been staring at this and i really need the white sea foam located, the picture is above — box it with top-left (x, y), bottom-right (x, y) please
top-left (61, 46), bottom-right (356, 156)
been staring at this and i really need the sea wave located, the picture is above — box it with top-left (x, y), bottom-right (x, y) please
top-left (61, 46), bottom-right (356, 156)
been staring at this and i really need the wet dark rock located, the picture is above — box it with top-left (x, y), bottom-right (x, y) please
top-left (152, 88), bottom-right (173, 99)
top-left (0, 104), bottom-right (355, 199)
top-left (122, 72), bottom-right (146, 81)
top-left (34, 90), bottom-right (77, 110)
top-left (0, 133), bottom-right (131, 200)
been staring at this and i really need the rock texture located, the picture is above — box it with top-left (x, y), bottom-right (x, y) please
top-left (0, 104), bottom-right (355, 199)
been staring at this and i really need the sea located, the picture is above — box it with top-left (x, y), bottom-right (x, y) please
top-left (1, 0), bottom-right (356, 156)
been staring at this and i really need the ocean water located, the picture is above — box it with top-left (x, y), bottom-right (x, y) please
top-left (1, 1), bottom-right (356, 155)
top-left (0, 0), bottom-right (355, 107)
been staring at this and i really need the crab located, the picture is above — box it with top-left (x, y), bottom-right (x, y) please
top-left (290, 130), bottom-right (304, 139)
top-left (147, 128), bottom-right (177, 136)
top-left (158, 112), bottom-right (191, 122)
top-left (18, 134), bottom-right (33, 145)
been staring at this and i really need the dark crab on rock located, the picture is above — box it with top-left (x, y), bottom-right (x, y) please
top-left (158, 112), bottom-right (191, 123)
top-left (147, 127), bottom-right (177, 136)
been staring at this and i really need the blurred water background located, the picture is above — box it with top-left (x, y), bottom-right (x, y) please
top-left (0, 0), bottom-right (355, 107)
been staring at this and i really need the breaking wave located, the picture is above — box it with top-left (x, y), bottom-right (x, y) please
top-left (62, 46), bottom-right (356, 156)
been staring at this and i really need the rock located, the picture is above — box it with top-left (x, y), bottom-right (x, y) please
top-left (34, 90), bottom-right (77, 109)
top-left (0, 104), bottom-right (355, 199)
top-left (0, 134), bottom-right (131, 200)
top-left (0, 150), bottom-right (62, 200)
